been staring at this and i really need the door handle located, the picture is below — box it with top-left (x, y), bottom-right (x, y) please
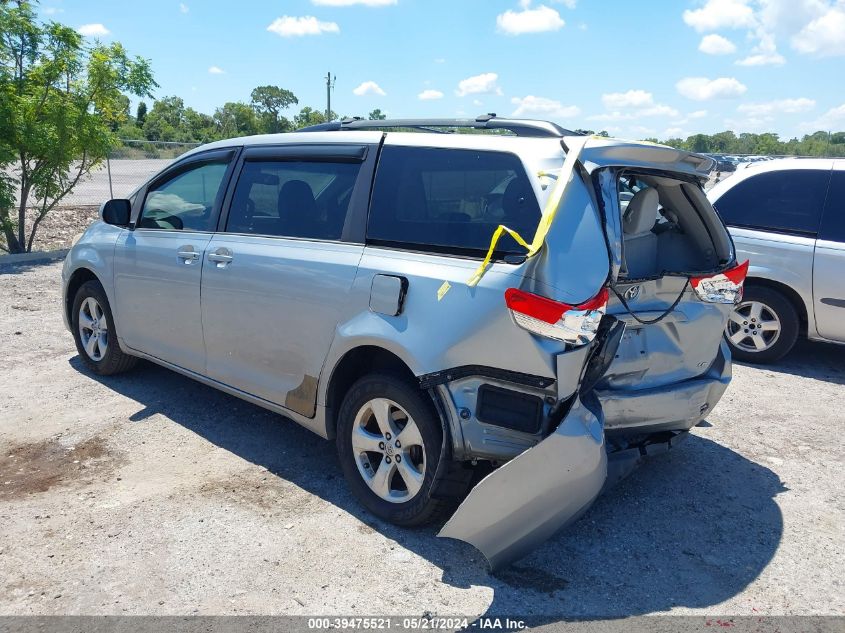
top-left (177, 247), bottom-right (199, 263)
top-left (208, 248), bottom-right (233, 267)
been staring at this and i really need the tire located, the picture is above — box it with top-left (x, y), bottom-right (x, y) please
top-left (71, 280), bottom-right (138, 375)
top-left (725, 286), bottom-right (800, 364)
top-left (336, 373), bottom-right (472, 527)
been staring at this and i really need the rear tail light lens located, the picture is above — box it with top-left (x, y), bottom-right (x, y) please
top-left (690, 260), bottom-right (749, 304)
top-left (505, 287), bottom-right (609, 345)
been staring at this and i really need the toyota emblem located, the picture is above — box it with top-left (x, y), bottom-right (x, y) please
top-left (624, 285), bottom-right (641, 301)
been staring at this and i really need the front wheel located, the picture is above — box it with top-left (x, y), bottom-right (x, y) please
top-left (72, 280), bottom-right (138, 375)
top-left (336, 374), bottom-right (469, 526)
top-left (725, 286), bottom-right (799, 364)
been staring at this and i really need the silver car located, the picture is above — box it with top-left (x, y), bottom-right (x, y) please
top-left (62, 116), bottom-right (744, 568)
top-left (708, 158), bottom-right (845, 363)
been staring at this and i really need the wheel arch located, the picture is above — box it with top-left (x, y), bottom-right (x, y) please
top-left (324, 345), bottom-right (420, 438)
top-left (745, 276), bottom-right (809, 334)
top-left (65, 267), bottom-right (102, 327)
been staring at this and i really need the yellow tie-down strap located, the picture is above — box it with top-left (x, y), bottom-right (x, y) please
top-left (466, 135), bottom-right (591, 288)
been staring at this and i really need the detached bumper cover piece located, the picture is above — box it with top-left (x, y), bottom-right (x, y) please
top-left (437, 394), bottom-right (607, 570)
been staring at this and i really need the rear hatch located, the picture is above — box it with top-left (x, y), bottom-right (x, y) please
top-left (556, 139), bottom-right (739, 394)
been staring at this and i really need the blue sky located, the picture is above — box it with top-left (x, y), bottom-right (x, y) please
top-left (47, 0), bottom-right (845, 138)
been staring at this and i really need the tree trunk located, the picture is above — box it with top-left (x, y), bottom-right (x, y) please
top-left (1, 216), bottom-right (23, 253)
top-left (17, 197), bottom-right (27, 252)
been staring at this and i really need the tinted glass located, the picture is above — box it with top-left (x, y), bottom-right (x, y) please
top-left (367, 146), bottom-right (541, 256)
top-left (139, 160), bottom-right (229, 231)
top-left (225, 160), bottom-right (361, 240)
top-left (819, 170), bottom-right (845, 243)
top-left (713, 169), bottom-right (830, 235)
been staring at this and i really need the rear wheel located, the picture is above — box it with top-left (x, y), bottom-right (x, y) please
top-left (72, 280), bottom-right (138, 375)
top-left (725, 286), bottom-right (799, 364)
top-left (336, 374), bottom-right (471, 526)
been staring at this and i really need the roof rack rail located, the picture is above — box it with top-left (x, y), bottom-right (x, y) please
top-left (298, 113), bottom-right (580, 138)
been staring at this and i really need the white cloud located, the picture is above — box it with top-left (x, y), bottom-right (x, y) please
top-left (801, 103), bottom-right (845, 131)
top-left (699, 34), bottom-right (737, 55)
top-left (179, 3), bottom-right (189, 13)
top-left (737, 98), bottom-right (816, 116)
top-left (77, 23), bottom-right (110, 36)
top-left (588, 104), bottom-right (679, 122)
top-left (664, 127), bottom-right (687, 138)
top-left (792, 6), bottom-right (845, 57)
top-left (455, 72), bottom-right (502, 97)
top-left (434, 58), bottom-right (446, 63)
top-left (689, 109), bottom-right (708, 119)
top-left (208, 66), bottom-right (225, 74)
top-left (42, 7), bottom-right (63, 15)
top-left (601, 89), bottom-right (654, 109)
top-left (353, 81), bottom-right (386, 96)
top-left (682, 0), bottom-right (756, 32)
top-left (736, 30), bottom-right (785, 65)
top-left (676, 77), bottom-right (747, 101)
top-left (496, 4), bottom-right (565, 35)
top-left (473, 99), bottom-right (484, 107)
top-left (418, 89), bottom-right (444, 100)
top-left (267, 16), bottom-right (340, 37)
top-left (510, 95), bottom-right (580, 119)
top-left (312, 0), bottom-right (396, 4)
top-left (592, 90), bottom-right (678, 123)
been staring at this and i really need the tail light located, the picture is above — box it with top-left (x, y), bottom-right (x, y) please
top-left (691, 260), bottom-right (749, 304)
top-left (505, 287), bottom-right (609, 346)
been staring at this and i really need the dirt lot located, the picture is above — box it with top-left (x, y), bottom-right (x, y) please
top-left (0, 260), bottom-right (843, 620)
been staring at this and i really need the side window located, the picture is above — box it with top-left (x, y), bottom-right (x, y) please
top-left (367, 146), bottom-right (541, 256)
top-left (139, 160), bottom-right (230, 231)
top-left (713, 169), bottom-right (830, 236)
top-left (819, 171), bottom-right (845, 243)
top-left (225, 159), bottom-right (362, 240)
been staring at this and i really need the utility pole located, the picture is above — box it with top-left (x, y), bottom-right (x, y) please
top-left (325, 71), bottom-right (335, 122)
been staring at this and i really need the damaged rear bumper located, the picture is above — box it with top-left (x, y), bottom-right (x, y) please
top-left (600, 339), bottom-right (731, 435)
top-left (438, 393), bottom-right (607, 570)
top-left (437, 317), bottom-right (626, 570)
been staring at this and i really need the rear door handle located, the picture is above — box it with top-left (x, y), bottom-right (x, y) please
top-left (208, 248), bottom-right (233, 267)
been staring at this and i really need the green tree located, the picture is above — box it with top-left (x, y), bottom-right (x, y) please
top-left (213, 101), bottom-right (260, 138)
top-left (142, 96), bottom-right (187, 141)
top-left (250, 85), bottom-right (298, 133)
top-left (293, 106), bottom-right (337, 129)
top-left (136, 100), bottom-right (148, 126)
top-left (368, 108), bottom-right (387, 120)
top-left (0, 0), bottom-right (156, 253)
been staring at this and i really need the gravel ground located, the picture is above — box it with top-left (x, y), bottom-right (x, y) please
top-left (0, 261), bottom-right (843, 620)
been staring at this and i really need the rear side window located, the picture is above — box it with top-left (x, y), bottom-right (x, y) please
top-left (367, 146), bottom-right (541, 256)
top-left (713, 169), bottom-right (830, 236)
top-left (226, 160), bottom-right (361, 240)
top-left (819, 171), bottom-right (845, 243)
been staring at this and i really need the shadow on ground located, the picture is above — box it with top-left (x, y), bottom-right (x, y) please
top-left (72, 356), bottom-right (786, 620)
top-left (735, 338), bottom-right (845, 386)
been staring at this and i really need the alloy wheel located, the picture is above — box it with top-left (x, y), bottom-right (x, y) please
top-left (78, 297), bottom-right (108, 362)
top-left (726, 300), bottom-right (781, 353)
top-left (351, 397), bottom-right (427, 504)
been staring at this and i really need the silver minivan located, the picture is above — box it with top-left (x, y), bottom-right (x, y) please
top-left (709, 159), bottom-right (845, 363)
top-left (62, 116), bottom-right (745, 568)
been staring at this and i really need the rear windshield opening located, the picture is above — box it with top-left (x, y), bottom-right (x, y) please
top-left (617, 171), bottom-right (730, 279)
top-left (367, 146), bottom-right (541, 258)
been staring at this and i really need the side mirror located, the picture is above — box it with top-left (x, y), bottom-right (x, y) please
top-left (101, 199), bottom-right (132, 227)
